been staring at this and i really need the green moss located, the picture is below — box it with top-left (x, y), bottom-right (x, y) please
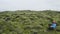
top-left (0, 10), bottom-right (60, 34)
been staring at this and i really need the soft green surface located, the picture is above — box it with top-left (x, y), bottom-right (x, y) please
top-left (0, 10), bottom-right (60, 34)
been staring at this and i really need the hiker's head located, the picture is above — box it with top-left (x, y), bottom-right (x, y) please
top-left (52, 20), bottom-right (56, 23)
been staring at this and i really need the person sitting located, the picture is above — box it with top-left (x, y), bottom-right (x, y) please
top-left (48, 20), bottom-right (57, 30)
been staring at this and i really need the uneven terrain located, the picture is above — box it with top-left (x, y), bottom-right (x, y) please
top-left (0, 10), bottom-right (60, 34)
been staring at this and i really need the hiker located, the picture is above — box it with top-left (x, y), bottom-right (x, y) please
top-left (49, 20), bottom-right (57, 30)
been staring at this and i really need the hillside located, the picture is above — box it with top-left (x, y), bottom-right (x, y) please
top-left (0, 10), bottom-right (60, 34)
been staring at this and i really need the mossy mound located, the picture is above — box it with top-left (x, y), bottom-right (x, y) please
top-left (0, 10), bottom-right (60, 34)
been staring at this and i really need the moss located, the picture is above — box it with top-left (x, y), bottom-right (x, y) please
top-left (0, 10), bottom-right (60, 34)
